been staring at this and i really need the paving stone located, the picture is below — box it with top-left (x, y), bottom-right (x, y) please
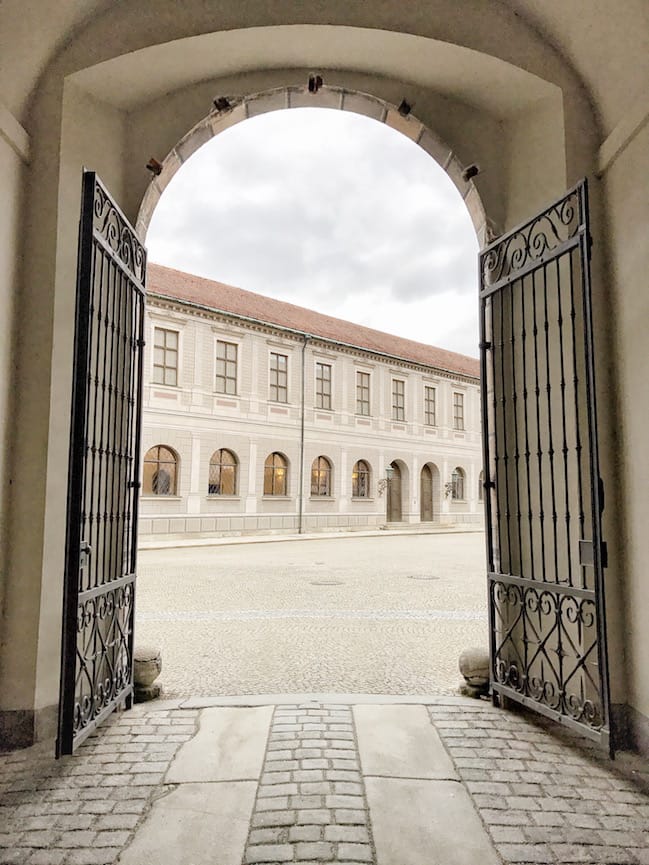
top-left (295, 841), bottom-right (334, 860)
top-left (252, 811), bottom-right (296, 828)
top-left (324, 825), bottom-right (370, 843)
top-left (245, 843), bottom-right (293, 862)
top-left (289, 826), bottom-right (322, 842)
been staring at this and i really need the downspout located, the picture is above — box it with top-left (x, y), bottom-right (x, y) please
top-left (298, 334), bottom-right (311, 534)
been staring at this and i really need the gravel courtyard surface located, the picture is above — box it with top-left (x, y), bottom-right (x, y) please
top-left (135, 531), bottom-right (488, 698)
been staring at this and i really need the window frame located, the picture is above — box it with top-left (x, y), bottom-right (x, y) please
top-left (315, 361), bottom-right (332, 410)
top-left (269, 351), bottom-right (289, 403)
top-left (356, 371), bottom-right (371, 416)
top-left (424, 385), bottom-right (437, 426)
top-left (453, 391), bottom-right (465, 430)
top-left (451, 466), bottom-right (466, 501)
top-left (142, 445), bottom-right (179, 496)
top-left (392, 378), bottom-right (405, 421)
top-left (208, 448), bottom-right (238, 496)
top-left (351, 459), bottom-right (371, 498)
top-left (311, 455), bottom-right (333, 497)
top-left (215, 339), bottom-right (238, 395)
top-left (264, 451), bottom-right (288, 496)
top-left (152, 326), bottom-right (179, 387)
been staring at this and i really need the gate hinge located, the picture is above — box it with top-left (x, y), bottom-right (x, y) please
top-left (479, 341), bottom-right (492, 351)
top-left (128, 481), bottom-right (142, 489)
top-left (137, 338), bottom-right (146, 348)
top-left (484, 480), bottom-right (496, 489)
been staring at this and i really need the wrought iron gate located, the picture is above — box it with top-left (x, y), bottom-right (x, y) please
top-left (479, 180), bottom-right (612, 751)
top-left (57, 171), bottom-right (146, 755)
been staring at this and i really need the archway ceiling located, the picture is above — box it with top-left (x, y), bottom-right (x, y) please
top-left (1, 1), bottom-right (647, 135)
top-left (68, 26), bottom-right (555, 118)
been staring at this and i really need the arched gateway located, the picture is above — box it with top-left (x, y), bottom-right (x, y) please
top-left (5, 4), bottom-right (643, 760)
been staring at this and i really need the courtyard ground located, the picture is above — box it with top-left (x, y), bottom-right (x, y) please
top-left (135, 530), bottom-right (489, 698)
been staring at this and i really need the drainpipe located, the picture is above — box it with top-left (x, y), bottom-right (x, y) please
top-left (298, 334), bottom-right (311, 534)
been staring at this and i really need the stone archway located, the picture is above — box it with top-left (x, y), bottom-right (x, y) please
top-left (135, 85), bottom-right (494, 247)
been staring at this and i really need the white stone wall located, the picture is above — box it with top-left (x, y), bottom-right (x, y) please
top-left (139, 299), bottom-right (484, 538)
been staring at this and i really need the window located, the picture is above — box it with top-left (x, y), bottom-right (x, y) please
top-left (424, 386), bottom-right (436, 426)
top-left (153, 327), bottom-right (178, 386)
top-left (143, 445), bottom-right (178, 495)
top-left (451, 467), bottom-right (465, 500)
top-left (264, 452), bottom-right (288, 495)
top-left (311, 456), bottom-right (332, 496)
top-left (392, 379), bottom-right (405, 421)
top-left (478, 469), bottom-right (485, 502)
top-left (269, 352), bottom-right (288, 402)
top-left (453, 392), bottom-right (465, 430)
top-left (356, 371), bottom-right (370, 415)
top-left (352, 460), bottom-right (370, 498)
top-left (215, 340), bottom-right (237, 394)
top-left (208, 449), bottom-right (237, 495)
top-left (315, 362), bottom-right (332, 409)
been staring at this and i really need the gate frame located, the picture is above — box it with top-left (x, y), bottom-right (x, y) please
top-left (56, 170), bottom-right (146, 756)
top-left (479, 179), bottom-right (613, 754)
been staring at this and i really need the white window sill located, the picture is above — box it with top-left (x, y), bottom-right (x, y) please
top-left (205, 495), bottom-right (241, 500)
top-left (140, 495), bottom-right (182, 501)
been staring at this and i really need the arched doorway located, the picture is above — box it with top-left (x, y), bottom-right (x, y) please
top-left (420, 462), bottom-right (440, 522)
top-left (386, 461), bottom-right (402, 523)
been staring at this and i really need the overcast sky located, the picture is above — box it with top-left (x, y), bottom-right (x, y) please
top-left (147, 108), bottom-right (480, 357)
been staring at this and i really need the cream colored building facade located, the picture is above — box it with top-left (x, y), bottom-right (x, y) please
top-left (140, 266), bottom-right (482, 539)
top-left (2, 3), bottom-right (649, 756)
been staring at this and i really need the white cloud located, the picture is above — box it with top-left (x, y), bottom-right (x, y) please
top-left (147, 107), bottom-right (480, 357)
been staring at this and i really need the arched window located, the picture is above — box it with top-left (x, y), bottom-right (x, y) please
top-left (208, 449), bottom-right (238, 495)
top-left (264, 452), bottom-right (288, 496)
top-left (352, 460), bottom-right (370, 498)
top-left (478, 470), bottom-right (485, 501)
top-left (143, 446), bottom-right (178, 495)
top-left (451, 467), bottom-right (465, 501)
top-left (311, 456), bottom-right (332, 496)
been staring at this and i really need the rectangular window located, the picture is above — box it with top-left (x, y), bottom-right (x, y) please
top-left (392, 379), bottom-right (405, 421)
top-left (152, 327), bottom-right (178, 386)
top-left (453, 392), bottom-right (465, 430)
top-left (315, 362), bottom-right (332, 409)
top-left (424, 386), bottom-right (436, 425)
top-left (356, 371), bottom-right (370, 415)
top-left (269, 352), bottom-right (288, 403)
top-left (215, 340), bottom-right (238, 394)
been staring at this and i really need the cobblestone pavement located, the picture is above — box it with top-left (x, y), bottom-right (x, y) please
top-left (135, 532), bottom-right (488, 697)
top-left (431, 698), bottom-right (649, 865)
top-left (2, 696), bottom-right (649, 864)
top-left (244, 704), bottom-right (374, 864)
top-left (0, 705), bottom-right (199, 865)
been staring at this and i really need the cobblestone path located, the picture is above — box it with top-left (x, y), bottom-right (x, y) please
top-left (2, 696), bottom-right (649, 864)
top-left (0, 706), bottom-right (199, 865)
top-left (431, 699), bottom-right (649, 865)
top-left (243, 704), bottom-right (374, 864)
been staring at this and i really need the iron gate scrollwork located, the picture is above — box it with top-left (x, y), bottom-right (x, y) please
top-left (57, 171), bottom-right (146, 755)
top-left (479, 180), bottom-right (612, 751)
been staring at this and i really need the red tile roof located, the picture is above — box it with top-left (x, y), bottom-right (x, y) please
top-left (147, 263), bottom-right (480, 379)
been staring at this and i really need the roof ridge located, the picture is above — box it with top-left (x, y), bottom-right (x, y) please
top-left (146, 262), bottom-right (480, 378)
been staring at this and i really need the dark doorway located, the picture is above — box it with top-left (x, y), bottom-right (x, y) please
top-left (387, 461), bottom-right (402, 522)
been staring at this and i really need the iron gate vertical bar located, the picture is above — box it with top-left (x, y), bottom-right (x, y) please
top-left (480, 290), bottom-right (497, 699)
top-left (57, 172), bottom-right (96, 757)
top-left (578, 181), bottom-right (612, 753)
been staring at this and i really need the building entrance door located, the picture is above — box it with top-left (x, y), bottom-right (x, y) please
top-left (387, 462), bottom-right (402, 522)
top-left (420, 465), bottom-right (433, 522)
top-left (480, 180), bottom-right (613, 752)
top-left (57, 171), bottom-right (147, 755)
